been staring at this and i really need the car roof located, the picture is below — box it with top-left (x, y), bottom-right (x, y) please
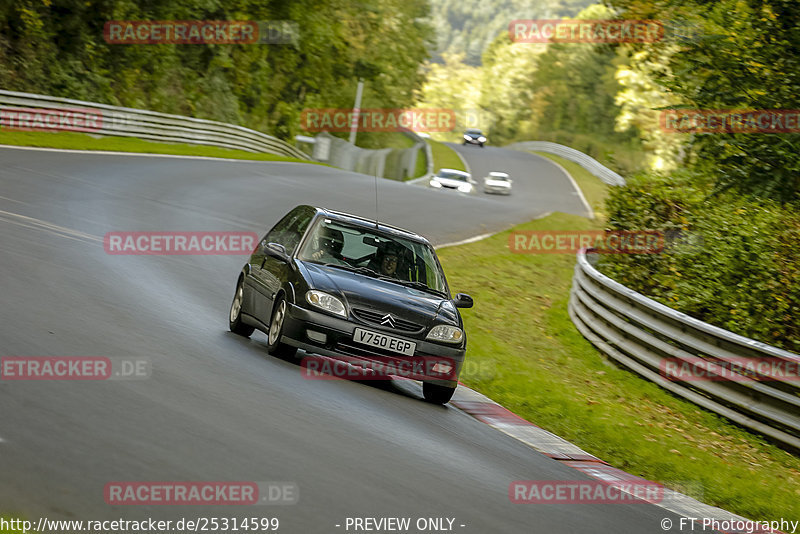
top-left (465, 128), bottom-right (482, 133)
top-left (488, 172), bottom-right (509, 177)
top-left (312, 206), bottom-right (431, 245)
top-left (437, 168), bottom-right (469, 176)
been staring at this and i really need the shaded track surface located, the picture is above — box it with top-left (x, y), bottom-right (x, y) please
top-left (0, 146), bottom-right (678, 533)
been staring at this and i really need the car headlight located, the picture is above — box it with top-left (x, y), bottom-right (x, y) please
top-left (478, 136), bottom-right (486, 142)
top-left (426, 325), bottom-right (464, 344)
top-left (463, 134), bottom-right (471, 140)
top-left (306, 290), bottom-right (346, 317)
top-left (458, 184), bottom-right (472, 192)
top-left (430, 180), bottom-right (442, 188)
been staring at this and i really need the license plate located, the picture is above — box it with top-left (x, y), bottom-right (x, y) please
top-left (352, 328), bottom-right (416, 356)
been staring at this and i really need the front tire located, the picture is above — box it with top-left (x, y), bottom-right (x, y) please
top-left (229, 278), bottom-right (255, 337)
top-left (267, 295), bottom-right (298, 358)
top-left (423, 383), bottom-right (456, 404)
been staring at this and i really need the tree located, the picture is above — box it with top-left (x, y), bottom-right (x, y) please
top-left (606, 0), bottom-right (800, 202)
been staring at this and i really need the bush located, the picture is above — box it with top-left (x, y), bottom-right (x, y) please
top-left (598, 172), bottom-right (800, 352)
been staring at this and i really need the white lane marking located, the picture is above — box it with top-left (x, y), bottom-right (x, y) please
top-left (436, 232), bottom-right (495, 250)
top-left (435, 211), bottom-right (553, 249)
top-left (0, 209), bottom-right (102, 244)
top-left (0, 195), bottom-right (29, 206)
top-left (452, 145), bottom-right (472, 177)
top-left (0, 143), bottom-right (306, 164)
top-left (529, 151), bottom-right (594, 219)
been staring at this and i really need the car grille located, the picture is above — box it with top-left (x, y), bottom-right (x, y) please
top-left (351, 307), bottom-right (424, 333)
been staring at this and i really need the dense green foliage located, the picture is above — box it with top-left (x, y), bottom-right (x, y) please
top-left (427, 0), bottom-right (593, 65)
top-left (0, 0), bottom-right (432, 140)
top-left (606, 0), bottom-right (800, 202)
top-left (592, 0), bottom-right (800, 350)
top-left (599, 172), bottom-right (800, 351)
top-left (418, 4), bottom-right (646, 175)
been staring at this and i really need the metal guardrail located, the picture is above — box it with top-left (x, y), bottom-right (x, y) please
top-left (0, 89), bottom-right (309, 159)
top-left (314, 131), bottom-right (423, 180)
top-left (569, 249), bottom-right (800, 451)
top-left (506, 141), bottom-right (626, 186)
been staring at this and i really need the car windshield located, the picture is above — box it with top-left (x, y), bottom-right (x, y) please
top-left (466, 129), bottom-right (482, 135)
top-left (489, 174), bottom-right (508, 181)
top-left (438, 170), bottom-right (468, 181)
top-left (297, 219), bottom-right (449, 296)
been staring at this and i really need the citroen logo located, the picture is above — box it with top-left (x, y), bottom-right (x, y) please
top-left (380, 314), bottom-right (396, 328)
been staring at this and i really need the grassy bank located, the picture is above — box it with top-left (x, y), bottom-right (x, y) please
top-left (429, 139), bottom-right (466, 172)
top-left (438, 153), bottom-right (800, 521)
top-left (0, 130), bottom-right (315, 164)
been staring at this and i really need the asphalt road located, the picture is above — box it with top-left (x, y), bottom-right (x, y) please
top-left (0, 145), bottom-right (680, 533)
top-left (447, 143), bottom-right (590, 218)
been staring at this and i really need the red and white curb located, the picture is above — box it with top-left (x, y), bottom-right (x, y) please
top-left (450, 384), bottom-right (780, 534)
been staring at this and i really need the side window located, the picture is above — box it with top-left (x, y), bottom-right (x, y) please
top-left (266, 207), bottom-right (314, 253)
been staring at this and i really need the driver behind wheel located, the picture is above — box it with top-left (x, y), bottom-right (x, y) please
top-left (310, 226), bottom-right (344, 262)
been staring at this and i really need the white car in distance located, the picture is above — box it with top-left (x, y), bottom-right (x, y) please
top-left (483, 172), bottom-right (512, 195)
top-left (429, 168), bottom-right (476, 194)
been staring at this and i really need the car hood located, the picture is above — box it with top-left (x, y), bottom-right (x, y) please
top-left (299, 262), bottom-right (459, 327)
top-left (484, 179), bottom-right (510, 187)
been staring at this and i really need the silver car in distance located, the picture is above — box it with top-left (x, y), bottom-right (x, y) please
top-left (482, 172), bottom-right (512, 195)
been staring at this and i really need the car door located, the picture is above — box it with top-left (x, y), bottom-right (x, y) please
top-left (242, 230), bottom-right (270, 319)
top-left (254, 206), bottom-right (315, 324)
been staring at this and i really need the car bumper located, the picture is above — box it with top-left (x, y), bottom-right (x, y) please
top-left (281, 303), bottom-right (465, 387)
top-left (484, 186), bottom-right (511, 194)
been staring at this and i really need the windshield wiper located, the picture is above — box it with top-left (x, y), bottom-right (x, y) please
top-left (320, 263), bottom-right (447, 297)
top-left (392, 279), bottom-right (448, 298)
top-left (321, 263), bottom-right (382, 278)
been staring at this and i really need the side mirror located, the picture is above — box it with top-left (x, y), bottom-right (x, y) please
top-left (265, 242), bottom-right (291, 264)
top-left (454, 293), bottom-right (473, 309)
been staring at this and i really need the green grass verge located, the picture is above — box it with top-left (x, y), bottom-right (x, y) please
top-left (429, 139), bottom-right (465, 172)
top-left (0, 130), bottom-right (318, 164)
top-left (437, 161), bottom-right (800, 521)
top-left (412, 144), bottom-right (427, 179)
